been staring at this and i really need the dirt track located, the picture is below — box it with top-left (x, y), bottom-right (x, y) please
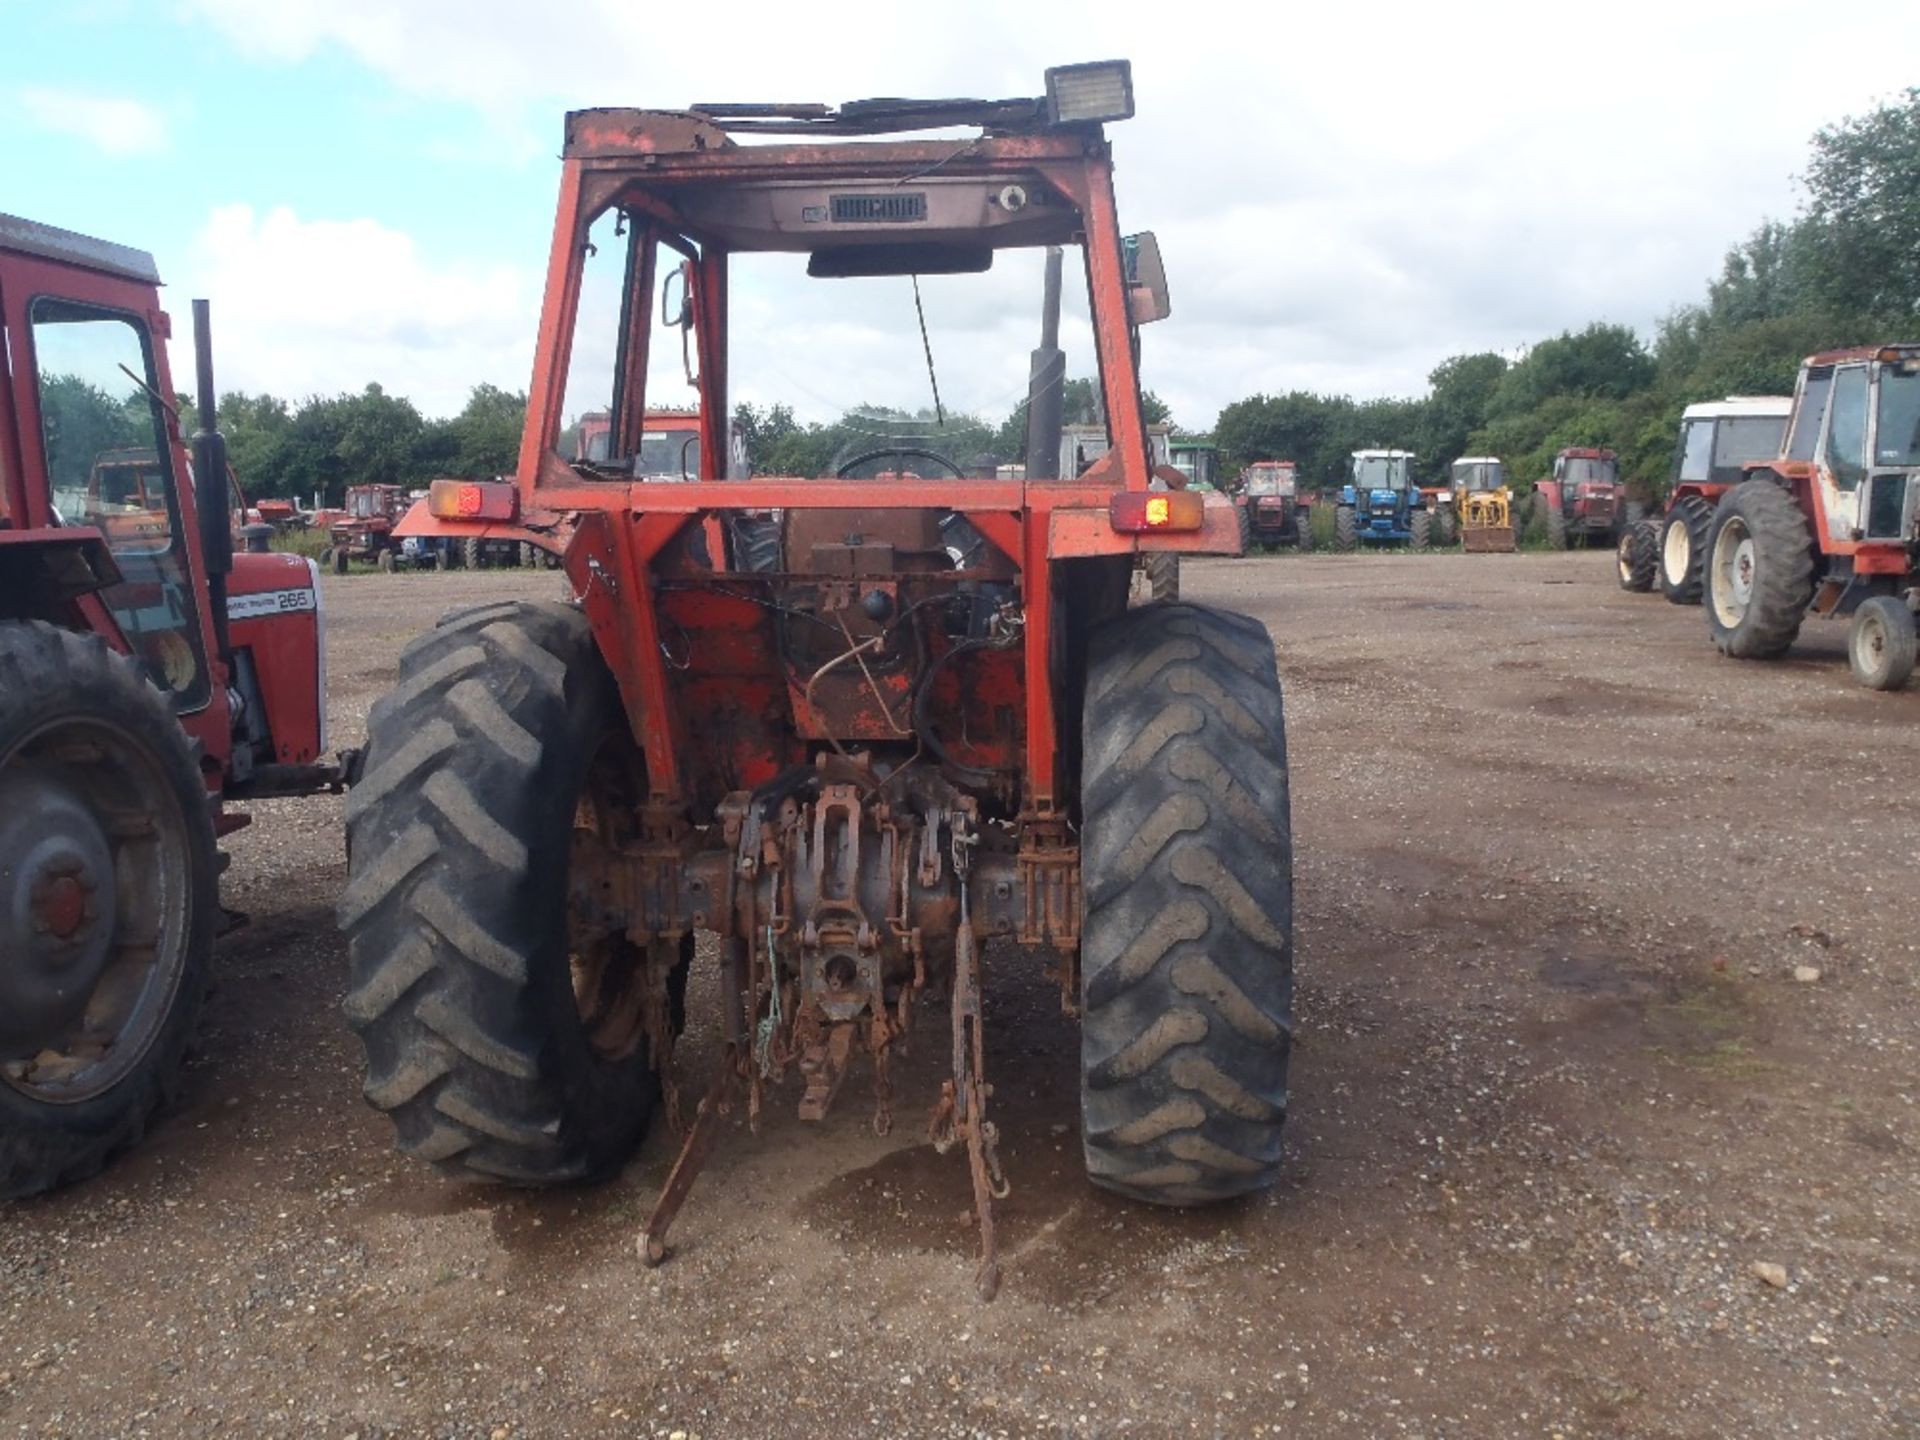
top-left (4, 551), bottom-right (1918, 1439)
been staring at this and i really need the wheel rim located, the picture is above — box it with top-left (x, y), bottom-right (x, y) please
top-left (1662, 519), bottom-right (1690, 585)
top-left (1, 718), bottom-right (194, 1104)
top-left (565, 731), bottom-right (649, 1062)
top-left (1616, 533), bottom-right (1634, 582)
top-left (1854, 612), bottom-right (1887, 674)
top-left (1709, 517), bottom-right (1756, 629)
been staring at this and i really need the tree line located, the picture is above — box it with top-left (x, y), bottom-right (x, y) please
top-left (173, 382), bottom-right (526, 505)
top-left (187, 87), bottom-right (1913, 505)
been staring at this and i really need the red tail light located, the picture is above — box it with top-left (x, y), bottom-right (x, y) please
top-left (428, 479), bottom-right (518, 521)
top-left (1110, 490), bottom-right (1203, 533)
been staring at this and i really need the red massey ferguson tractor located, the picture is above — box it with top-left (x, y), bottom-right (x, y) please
top-left (343, 62), bottom-right (1291, 1297)
top-left (1534, 446), bottom-right (1627, 549)
top-left (1, 214), bottom-right (347, 1198)
top-left (1702, 345), bottom-right (1920, 691)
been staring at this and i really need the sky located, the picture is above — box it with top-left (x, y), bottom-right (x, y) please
top-left (5, 0), bottom-right (1916, 431)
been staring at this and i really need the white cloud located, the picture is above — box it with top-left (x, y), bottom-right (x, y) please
top-left (18, 87), bottom-right (170, 156)
top-left (177, 0), bottom-right (1920, 428)
top-left (182, 205), bottom-right (534, 417)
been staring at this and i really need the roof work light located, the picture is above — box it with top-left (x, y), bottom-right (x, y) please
top-left (1045, 62), bottom-right (1135, 125)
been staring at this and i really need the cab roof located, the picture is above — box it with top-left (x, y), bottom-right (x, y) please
top-left (1680, 396), bottom-right (1791, 421)
top-left (1802, 344), bottom-right (1920, 368)
top-left (557, 71), bottom-right (1132, 260)
top-left (0, 213), bottom-right (159, 285)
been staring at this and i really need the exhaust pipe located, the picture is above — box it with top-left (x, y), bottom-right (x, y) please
top-left (1023, 246), bottom-right (1065, 479)
top-left (190, 299), bottom-right (232, 659)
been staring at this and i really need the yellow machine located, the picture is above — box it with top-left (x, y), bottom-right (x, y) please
top-left (1453, 457), bottom-right (1515, 552)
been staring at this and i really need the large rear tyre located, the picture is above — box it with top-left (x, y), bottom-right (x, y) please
top-left (1848, 597), bottom-right (1916, 691)
top-left (0, 623), bottom-right (217, 1200)
top-left (1079, 603), bottom-right (1292, 1205)
top-left (1659, 495), bottom-right (1712, 604)
top-left (1333, 506), bottom-right (1356, 552)
top-left (333, 547), bottom-right (350, 576)
top-left (460, 537), bottom-right (486, 572)
top-left (339, 600), bottom-right (676, 1184)
top-left (1409, 509), bottom-right (1432, 550)
top-left (1545, 501), bottom-right (1568, 551)
top-left (1438, 507), bottom-right (1458, 547)
top-left (1704, 480), bottom-right (1814, 660)
top-left (730, 515), bottom-right (783, 573)
top-left (1143, 552), bottom-right (1180, 603)
top-left (1235, 503), bottom-right (1252, 553)
top-left (1294, 513), bottom-right (1314, 553)
top-left (1617, 519), bottom-right (1658, 592)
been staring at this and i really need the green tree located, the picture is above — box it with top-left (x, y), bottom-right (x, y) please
top-left (1486, 323), bottom-right (1655, 421)
top-left (439, 383), bottom-right (525, 478)
top-left (1800, 86), bottom-right (1920, 321)
top-left (1417, 352), bottom-right (1507, 472)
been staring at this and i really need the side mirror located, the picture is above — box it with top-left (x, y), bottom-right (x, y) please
top-left (661, 261), bottom-right (694, 330)
top-left (661, 258), bottom-right (699, 386)
top-left (1122, 232), bottom-right (1171, 325)
top-left (727, 418), bottom-right (750, 479)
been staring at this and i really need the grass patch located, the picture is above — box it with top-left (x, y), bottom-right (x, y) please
top-left (1674, 1038), bottom-right (1776, 1080)
top-left (270, 527), bottom-right (330, 561)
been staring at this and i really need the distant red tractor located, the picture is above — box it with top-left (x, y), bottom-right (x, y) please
top-left (325, 483), bottom-right (411, 573)
top-left (1235, 460), bottom-right (1313, 550)
top-left (1702, 345), bottom-right (1920, 690)
top-left (1534, 447), bottom-right (1627, 549)
top-left (1, 213), bottom-right (346, 1198)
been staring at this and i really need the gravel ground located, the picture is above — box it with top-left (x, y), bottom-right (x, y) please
top-left (3, 551), bottom-right (1917, 1439)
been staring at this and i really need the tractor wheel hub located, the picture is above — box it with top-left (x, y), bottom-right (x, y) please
top-left (0, 771), bottom-right (119, 1058)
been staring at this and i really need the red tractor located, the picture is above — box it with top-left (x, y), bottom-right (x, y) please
top-left (1236, 460), bottom-right (1313, 550)
top-left (1702, 345), bottom-right (1920, 690)
top-left (1, 213), bottom-right (347, 1198)
top-left (1534, 446), bottom-right (1627, 549)
top-left (342, 63), bottom-right (1289, 1298)
top-left (326, 483), bottom-right (413, 573)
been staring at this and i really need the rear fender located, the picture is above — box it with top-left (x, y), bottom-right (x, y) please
top-left (392, 500), bottom-right (566, 558)
top-left (1047, 494), bottom-right (1244, 557)
top-left (227, 551), bottom-right (325, 764)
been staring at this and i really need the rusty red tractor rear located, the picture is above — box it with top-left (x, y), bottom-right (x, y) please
top-left (338, 63), bottom-right (1294, 1296)
top-left (1534, 447), bottom-right (1627, 549)
top-left (1, 214), bottom-right (346, 1199)
top-left (1701, 345), bottom-right (1920, 691)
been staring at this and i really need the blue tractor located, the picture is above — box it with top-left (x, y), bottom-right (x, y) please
top-left (1333, 448), bottom-right (1431, 550)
